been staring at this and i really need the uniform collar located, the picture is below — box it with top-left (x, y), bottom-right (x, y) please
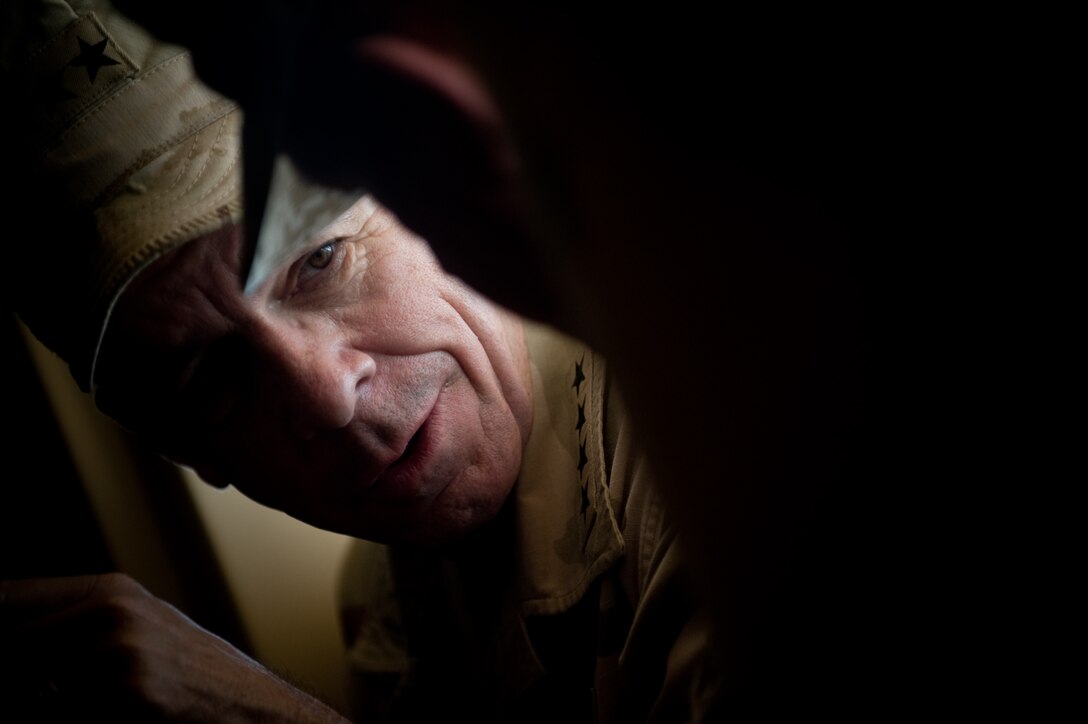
top-left (513, 321), bottom-right (625, 617)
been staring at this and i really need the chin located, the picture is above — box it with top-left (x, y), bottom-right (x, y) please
top-left (371, 472), bottom-right (516, 547)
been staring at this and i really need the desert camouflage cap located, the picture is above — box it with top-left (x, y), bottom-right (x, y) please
top-left (1, 0), bottom-right (243, 391)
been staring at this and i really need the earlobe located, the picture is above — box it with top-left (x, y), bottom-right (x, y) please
top-left (165, 456), bottom-right (231, 490)
top-left (191, 465), bottom-right (231, 490)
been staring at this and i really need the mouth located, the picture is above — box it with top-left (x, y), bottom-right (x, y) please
top-left (369, 393), bottom-right (441, 499)
top-left (397, 421), bottom-right (427, 466)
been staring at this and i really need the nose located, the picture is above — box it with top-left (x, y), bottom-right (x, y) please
top-left (253, 322), bottom-right (375, 437)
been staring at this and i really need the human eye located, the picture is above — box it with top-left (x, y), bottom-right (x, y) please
top-left (290, 238), bottom-right (345, 295)
top-left (306, 241), bottom-right (336, 270)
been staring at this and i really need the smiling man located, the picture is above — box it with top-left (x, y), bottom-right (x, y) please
top-left (94, 197), bottom-right (533, 546)
top-left (1, 2), bottom-right (716, 721)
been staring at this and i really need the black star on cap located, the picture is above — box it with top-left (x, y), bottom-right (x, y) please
top-left (572, 357), bottom-right (585, 394)
top-left (578, 440), bottom-right (588, 475)
top-left (69, 36), bottom-right (120, 83)
top-left (576, 401), bottom-right (586, 432)
top-left (580, 482), bottom-right (590, 518)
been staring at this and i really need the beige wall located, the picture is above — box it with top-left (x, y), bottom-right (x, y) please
top-left (182, 471), bottom-right (354, 708)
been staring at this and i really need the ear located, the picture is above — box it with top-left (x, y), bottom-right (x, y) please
top-left (282, 33), bottom-right (559, 322)
top-left (353, 36), bottom-right (510, 155)
top-left (301, 33), bottom-right (525, 223)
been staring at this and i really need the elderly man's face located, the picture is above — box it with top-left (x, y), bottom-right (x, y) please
top-left (96, 198), bottom-right (533, 545)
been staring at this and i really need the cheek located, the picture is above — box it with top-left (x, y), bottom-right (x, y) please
top-left (198, 412), bottom-right (369, 520)
top-left (344, 258), bottom-right (456, 349)
top-left (211, 452), bottom-right (322, 519)
top-left (183, 425), bottom-right (296, 504)
top-left (446, 381), bottom-right (524, 486)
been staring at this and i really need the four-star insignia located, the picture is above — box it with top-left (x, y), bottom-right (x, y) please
top-left (574, 354), bottom-right (594, 533)
top-left (69, 36), bottom-right (120, 83)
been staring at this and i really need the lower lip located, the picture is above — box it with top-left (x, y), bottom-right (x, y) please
top-left (371, 395), bottom-right (446, 500)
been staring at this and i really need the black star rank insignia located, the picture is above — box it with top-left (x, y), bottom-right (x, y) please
top-left (69, 36), bottom-right (120, 83)
top-left (572, 357), bottom-right (585, 394)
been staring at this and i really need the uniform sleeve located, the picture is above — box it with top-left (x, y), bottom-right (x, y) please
top-left (612, 488), bottom-right (723, 722)
top-left (606, 388), bottom-right (724, 722)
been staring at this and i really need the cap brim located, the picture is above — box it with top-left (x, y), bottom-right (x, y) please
top-left (241, 114), bottom-right (274, 294)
